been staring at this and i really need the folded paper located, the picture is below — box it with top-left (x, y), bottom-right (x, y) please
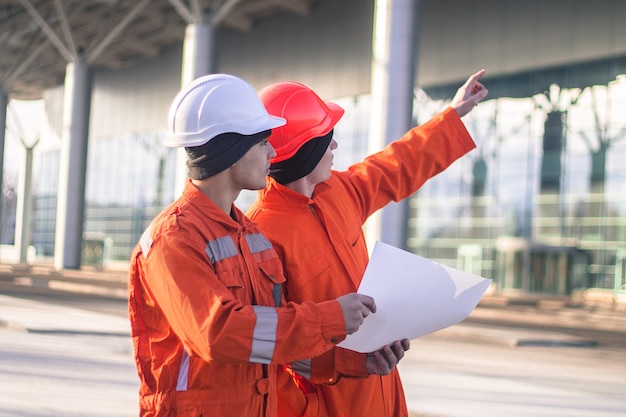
top-left (338, 241), bottom-right (492, 353)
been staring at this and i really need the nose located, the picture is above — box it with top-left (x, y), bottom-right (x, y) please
top-left (268, 142), bottom-right (277, 159)
top-left (330, 139), bottom-right (338, 150)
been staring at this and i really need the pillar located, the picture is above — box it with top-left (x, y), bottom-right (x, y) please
top-left (15, 145), bottom-right (34, 263)
top-left (174, 22), bottom-right (216, 197)
top-left (0, 91), bottom-right (6, 233)
top-left (54, 61), bottom-right (92, 270)
top-left (366, 0), bottom-right (420, 250)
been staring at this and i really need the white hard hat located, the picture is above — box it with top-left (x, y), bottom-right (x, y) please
top-left (165, 74), bottom-right (286, 148)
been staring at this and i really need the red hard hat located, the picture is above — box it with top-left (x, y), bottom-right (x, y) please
top-left (258, 81), bottom-right (344, 163)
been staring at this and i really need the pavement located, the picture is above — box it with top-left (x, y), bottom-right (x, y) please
top-left (0, 260), bottom-right (625, 347)
top-left (1, 261), bottom-right (625, 417)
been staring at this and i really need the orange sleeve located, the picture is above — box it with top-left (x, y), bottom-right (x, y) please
top-left (271, 299), bottom-right (347, 364)
top-left (142, 230), bottom-right (346, 366)
top-left (308, 347), bottom-right (368, 385)
top-left (342, 107), bottom-right (477, 223)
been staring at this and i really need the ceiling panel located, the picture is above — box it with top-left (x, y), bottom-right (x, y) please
top-left (0, 0), bottom-right (324, 99)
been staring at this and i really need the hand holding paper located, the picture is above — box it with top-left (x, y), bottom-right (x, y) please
top-left (336, 292), bottom-right (377, 334)
top-left (338, 241), bottom-right (492, 353)
top-left (366, 338), bottom-right (411, 375)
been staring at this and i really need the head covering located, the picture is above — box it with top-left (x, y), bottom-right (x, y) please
top-left (258, 81), bottom-right (344, 163)
top-left (269, 130), bottom-right (333, 184)
top-left (186, 130), bottom-right (270, 180)
top-left (166, 74), bottom-right (285, 148)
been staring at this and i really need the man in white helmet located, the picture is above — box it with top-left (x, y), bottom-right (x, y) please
top-left (128, 74), bottom-right (379, 417)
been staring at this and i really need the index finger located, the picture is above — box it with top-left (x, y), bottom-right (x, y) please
top-left (465, 69), bottom-right (486, 86)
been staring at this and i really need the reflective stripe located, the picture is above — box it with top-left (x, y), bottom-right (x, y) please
top-left (273, 283), bottom-right (282, 307)
top-left (205, 236), bottom-right (238, 264)
top-left (291, 359), bottom-right (312, 380)
top-left (245, 233), bottom-right (272, 254)
top-left (139, 225), bottom-right (153, 257)
top-left (249, 306), bottom-right (278, 364)
top-left (176, 350), bottom-right (190, 391)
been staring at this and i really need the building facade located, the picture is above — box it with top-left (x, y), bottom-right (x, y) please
top-left (5, 0), bottom-right (626, 297)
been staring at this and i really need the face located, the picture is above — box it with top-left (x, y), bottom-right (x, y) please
top-left (231, 136), bottom-right (276, 191)
top-left (307, 138), bottom-right (338, 185)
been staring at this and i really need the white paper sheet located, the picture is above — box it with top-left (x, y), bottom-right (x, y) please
top-left (337, 241), bottom-right (492, 353)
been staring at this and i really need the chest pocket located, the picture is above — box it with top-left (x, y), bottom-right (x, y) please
top-left (247, 233), bottom-right (286, 307)
top-left (205, 236), bottom-right (249, 303)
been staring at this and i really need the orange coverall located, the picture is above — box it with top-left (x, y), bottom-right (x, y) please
top-left (246, 107), bottom-right (476, 417)
top-left (128, 179), bottom-right (347, 417)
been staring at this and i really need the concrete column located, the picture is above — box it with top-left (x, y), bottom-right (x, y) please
top-left (181, 23), bottom-right (215, 87)
top-left (54, 61), bottom-right (92, 270)
top-left (366, 0), bottom-right (420, 251)
top-left (174, 22), bottom-right (216, 197)
top-left (0, 90), bottom-right (6, 229)
top-left (15, 145), bottom-right (34, 263)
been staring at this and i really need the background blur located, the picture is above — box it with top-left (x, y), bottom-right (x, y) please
top-left (1, 0), bottom-right (625, 301)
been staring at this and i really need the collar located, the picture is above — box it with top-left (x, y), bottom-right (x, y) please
top-left (256, 176), bottom-right (333, 211)
top-left (181, 179), bottom-right (250, 229)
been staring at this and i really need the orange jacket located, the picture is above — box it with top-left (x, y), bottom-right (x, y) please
top-left (246, 107), bottom-right (476, 417)
top-left (128, 180), bottom-right (347, 417)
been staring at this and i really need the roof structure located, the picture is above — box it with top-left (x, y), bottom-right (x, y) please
top-left (1, 0), bottom-right (325, 100)
top-left (424, 55), bottom-right (626, 101)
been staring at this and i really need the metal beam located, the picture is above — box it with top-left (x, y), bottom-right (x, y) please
top-left (86, 0), bottom-right (151, 64)
top-left (189, 0), bottom-right (202, 21)
top-left (211, 0), bottom-right (244, 25)
top-left (53, 0), bottom-right (77, 58)
top-left (3, 38), bottom-right (48, 88)
top-left (18, 0), bottom-right (76, 63)
top-left (168, 0), bottom-right (196, 24)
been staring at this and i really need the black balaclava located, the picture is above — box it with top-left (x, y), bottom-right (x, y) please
top-left (269, 130), bottom-right (333, 185)
top-left (185, 130), bottom-right (270, 180)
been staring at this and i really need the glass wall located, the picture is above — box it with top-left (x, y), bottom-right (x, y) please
top-left (33, 131), bottom-right (177, 262)
top-left (406, 59), bottom-right (626, 295)
top-left (82, 131), bottom-right (177, 261)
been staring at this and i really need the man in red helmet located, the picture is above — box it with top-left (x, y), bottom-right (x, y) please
top-left (246, 70), bottom-right (488, 417)
top-left (128, 73), bottom-right (378, 417)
